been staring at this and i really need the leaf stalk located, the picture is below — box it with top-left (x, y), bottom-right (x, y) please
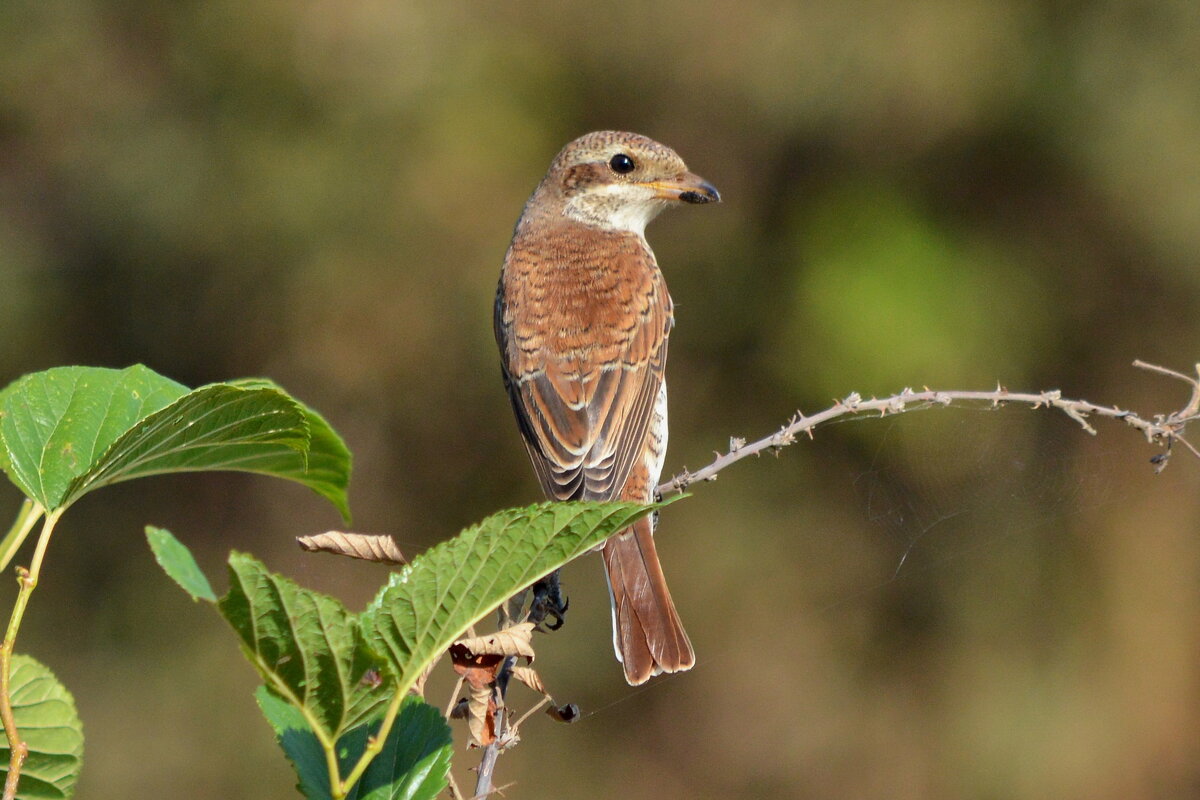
top-left (0, 501), bottom-right (43, 576)
top-left (335, 677), bottom-right (413, 798)
top-left (1, 507), bottom-right (61, 800)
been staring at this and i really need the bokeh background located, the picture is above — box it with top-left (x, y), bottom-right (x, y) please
top-left (3, 1), bottom-right (1200, 798)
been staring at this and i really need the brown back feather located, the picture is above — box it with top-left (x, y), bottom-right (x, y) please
top-left (495, 223), bottom-right (672, 503)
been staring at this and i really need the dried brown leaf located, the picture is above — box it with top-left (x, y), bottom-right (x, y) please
top-left (449, 625), bottom-right (542, 748)
top-left (546, 703), bottom-right (580, 723)
top-left (449, 645), bottom-right (504, 689)
top-left (453, 622), bottom-right (536, 662)
top-left (509, 666), bottom-right (546, 696)
top-left (296, 531), bottom-right (406, 564)
top-left (465, 682), bottom-right (496, 748)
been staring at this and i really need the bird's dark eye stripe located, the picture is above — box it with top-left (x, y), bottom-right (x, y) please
top-left (609, 153), bottom-right (636, 174)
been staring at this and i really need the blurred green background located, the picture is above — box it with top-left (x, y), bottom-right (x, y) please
top-left (2, 1), bottom-right (1199, 797)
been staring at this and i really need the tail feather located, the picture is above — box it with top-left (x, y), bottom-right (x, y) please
top-left (602, 516), bottom-right (694, 685)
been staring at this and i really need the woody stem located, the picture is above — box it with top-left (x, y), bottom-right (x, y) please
top-left (471, 655), bottom-right (517, 799)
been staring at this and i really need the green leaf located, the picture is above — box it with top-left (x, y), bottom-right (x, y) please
top-left (145, 526), bottom-right (216, 602)
top-left (219, 554), bottom-right (391, 743)
top-left (256, 688), bottom-right (451, 800)
top-left (65, 383), bottom-right (307, 502)
top-left (0, 365), bottom-right (187, 509)
top-left (219, 379), bottom-right (352, 522)
top-left (363, 499), bottom-right (675, 691)
top-left (0, 654), bottom-right (84, 800)
top-left (0, 366), bottom-right (351, 520)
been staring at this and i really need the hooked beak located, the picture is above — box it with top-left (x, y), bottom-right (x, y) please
top-left (645, 172), bottom-right (721, 205)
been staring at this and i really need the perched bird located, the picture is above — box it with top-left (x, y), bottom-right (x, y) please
top-left (494, 131), bottom-right (720, 684)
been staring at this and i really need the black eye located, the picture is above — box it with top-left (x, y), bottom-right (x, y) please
top-left (609, 153), bottom-right (636, 174)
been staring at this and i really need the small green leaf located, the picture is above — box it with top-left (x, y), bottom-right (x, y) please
top-left (0, 654), bottom-right (84, 800)
top-left (256, 688), bottom-right (451, 800)
top-left (219, 554), bottom-right (391, 742)
top-left (145, 526), bottom-right (216, 602)
top-left (363, 498), bottom-right (676, 691)
top-left (0, 366), bottom-right (351, 520)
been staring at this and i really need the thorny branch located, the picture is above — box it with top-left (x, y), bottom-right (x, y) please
top-left (463, 361), bottom-right (1198, 798)
top-left (657, 361), bottom-right (1200, 495)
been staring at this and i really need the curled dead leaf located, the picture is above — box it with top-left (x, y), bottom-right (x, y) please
top-left (452, 622), bottom-right (536, 661)
top-left (296, 531), bottom-right (406, 564)
top-left (466, 685), bottom-right (496, 748)
top-left (448, 624), bottom-right (547, 748)
top-left (546, 703), bottom-right (580, 723)
top-left (510, 665), bottom-right (546, 696)
top-left (450, 647), bottom-right (504, 689)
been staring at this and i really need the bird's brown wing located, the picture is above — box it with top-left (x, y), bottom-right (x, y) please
top-left (495, 243), bottom-right (671, 503)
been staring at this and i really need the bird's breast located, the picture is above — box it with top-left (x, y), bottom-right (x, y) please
top-left (501, 225), bottom-right (671, 378)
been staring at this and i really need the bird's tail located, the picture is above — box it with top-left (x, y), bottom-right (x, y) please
top-left (602, 515), bottom-right (694, 685)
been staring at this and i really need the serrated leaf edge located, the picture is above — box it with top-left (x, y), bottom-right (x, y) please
top-left (367, 499), bottom-right (671, 696)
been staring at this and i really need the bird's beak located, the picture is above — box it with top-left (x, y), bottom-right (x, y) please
top-left (645, 172), bottom-right (721, 205)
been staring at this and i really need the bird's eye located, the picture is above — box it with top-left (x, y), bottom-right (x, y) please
top-left (609, 153), bottom-right (636, 174)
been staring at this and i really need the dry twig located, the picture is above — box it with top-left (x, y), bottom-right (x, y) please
top-left (657, 361), bottom-right (1200, 495)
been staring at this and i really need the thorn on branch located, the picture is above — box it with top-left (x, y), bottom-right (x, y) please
top-left (796, 410), bottom-right (815, 439)
top-left (662, 469), bottom-right (692, 493)
top-left (1059, 404), bottom-right (1098, 435)
top-left (1034, 389), bottom-right (1061, 410)
top-left (891, 388), bottom-right (912, 410)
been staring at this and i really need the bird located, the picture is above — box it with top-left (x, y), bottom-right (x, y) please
top-left (494, 130), bottom-right (720, 684)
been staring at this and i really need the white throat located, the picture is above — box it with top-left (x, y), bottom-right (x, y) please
top-left (562, 184), bottom-right (667, 237)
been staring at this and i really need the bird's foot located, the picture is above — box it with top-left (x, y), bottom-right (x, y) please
top-left (529, 571), bottom-right (569, 631)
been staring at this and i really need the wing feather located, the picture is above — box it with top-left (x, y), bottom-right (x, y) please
top-left (496, 239), bottom-right (671, 503)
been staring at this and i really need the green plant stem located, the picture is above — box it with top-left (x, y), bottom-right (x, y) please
top-left (335, 678), bottom-right (413, 798)
top-left (294, 693), bottom-right (341, 798)
top-left (255, 669), bottom-right (340, 794)
top-left (245, 637), bottom-right (354, 797)
top-left (0, 501), bottom-right (44, 576)
top-left (1, 508), bottom-right (61, 800)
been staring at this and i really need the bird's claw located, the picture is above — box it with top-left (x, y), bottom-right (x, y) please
top-left (529, 571), bottom-right (570, 632)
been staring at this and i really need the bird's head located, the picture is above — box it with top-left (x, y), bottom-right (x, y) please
top-left (536, 130), bottom-right (720, 236)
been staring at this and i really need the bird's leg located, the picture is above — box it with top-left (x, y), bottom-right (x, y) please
top-left (528, 569), bottom-right (569, 631)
